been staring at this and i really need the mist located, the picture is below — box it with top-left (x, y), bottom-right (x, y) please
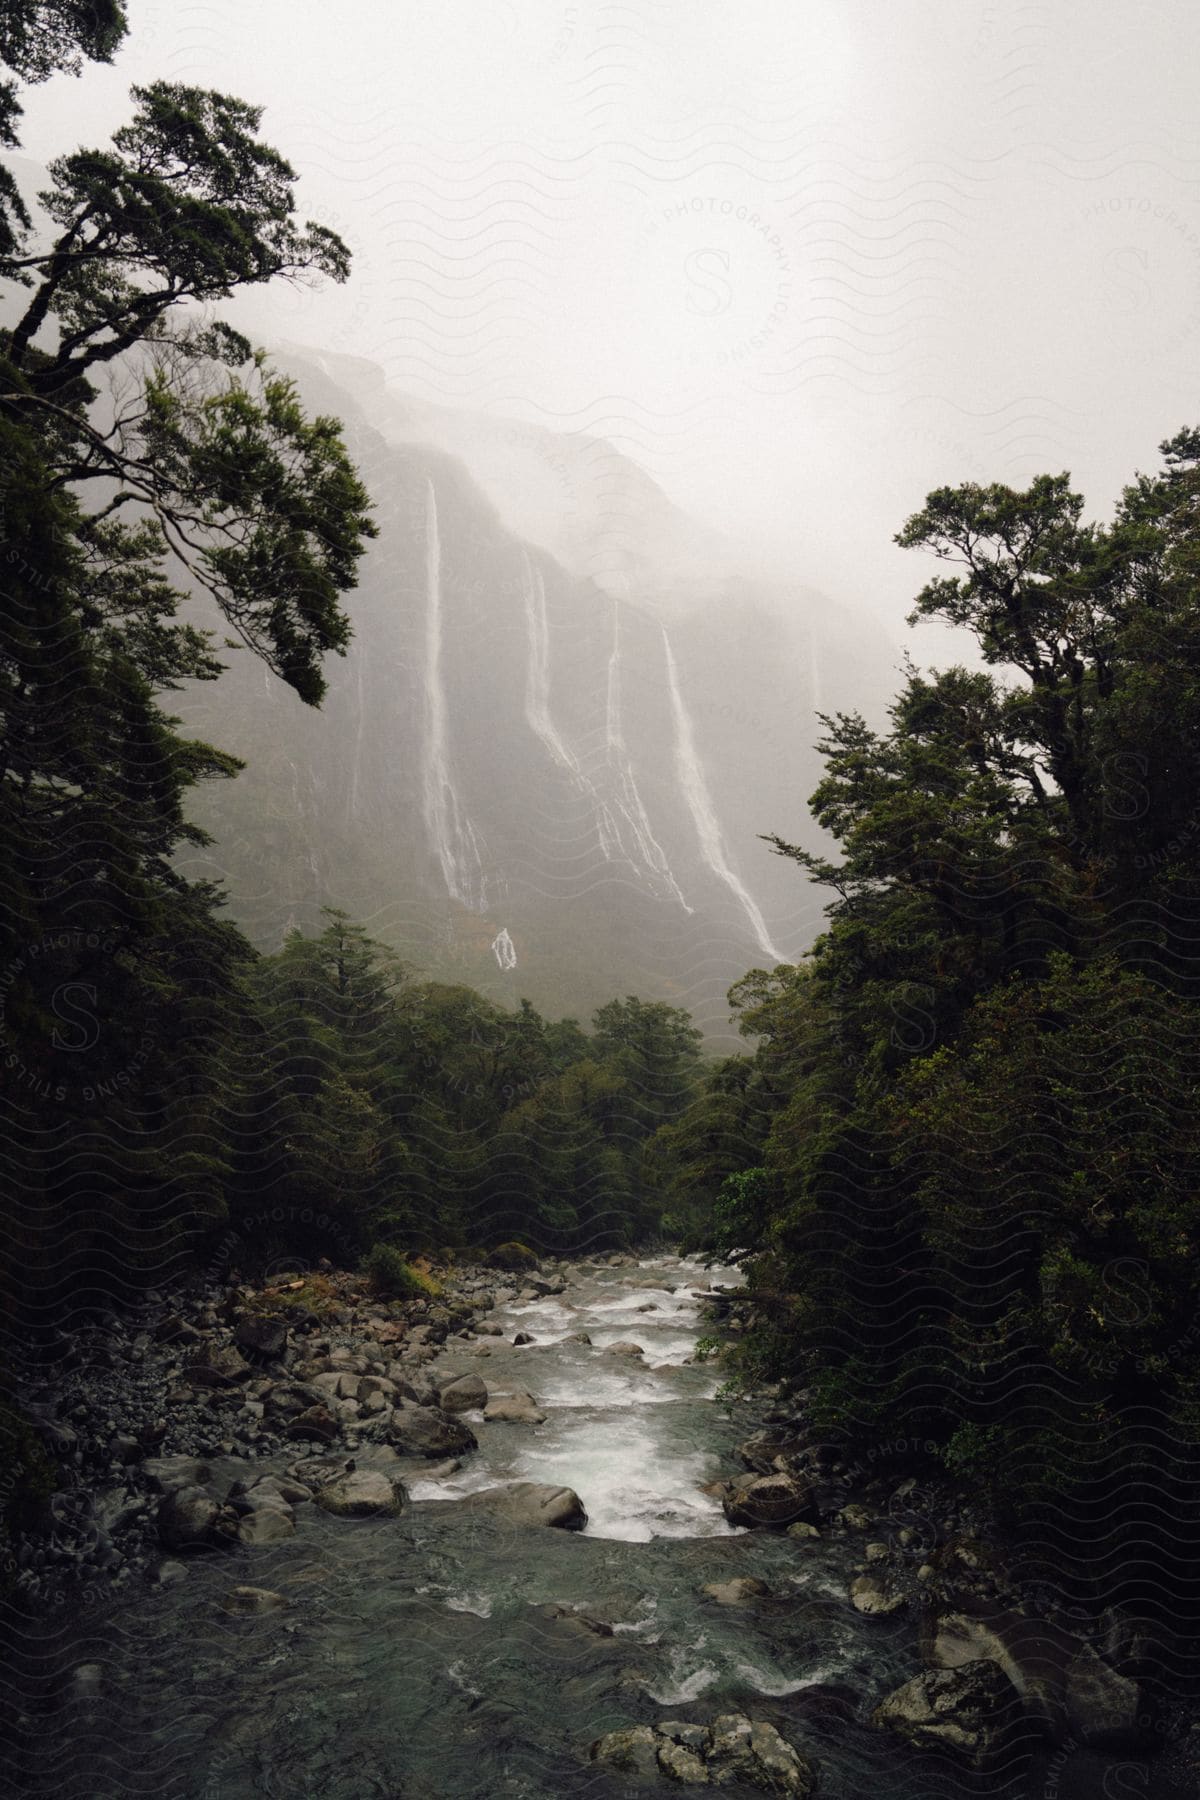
top-left (18, 0), bottom-right (1200, 668)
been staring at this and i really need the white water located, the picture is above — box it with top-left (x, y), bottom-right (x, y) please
top-left (602, 602), bottom-right (692, 910)
top-left (408, 1254), bottom-right (745, 1542)
top-left (661, 627), bottom-right (783, 964)
top-left (490, 926), bottom-right (517, 970)
top-left (421, 480), bottom-right (491, 911)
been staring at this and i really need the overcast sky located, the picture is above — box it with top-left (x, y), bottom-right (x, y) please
top-left (17, 0), bottom-right (1200, 642)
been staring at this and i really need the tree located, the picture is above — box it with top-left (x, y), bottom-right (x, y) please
top-left (0, 35), bottom-right (373, 1325)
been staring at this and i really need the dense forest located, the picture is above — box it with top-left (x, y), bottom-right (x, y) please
top-left (4, 2), bottom-right (1200, 1703)
top-left (659, 437), bottom-right (1200, 1645)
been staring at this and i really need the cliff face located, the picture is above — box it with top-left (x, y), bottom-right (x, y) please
top-left (176, 351), bottom-right (893, 1040)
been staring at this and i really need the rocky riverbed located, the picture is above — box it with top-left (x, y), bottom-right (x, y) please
top-left (2, 1251), bottom-right (1196, 1797)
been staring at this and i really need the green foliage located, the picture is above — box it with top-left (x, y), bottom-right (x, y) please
top-left (363, 1244), bottom-right (439, 1300)
top-left (654, 430), bottom-right (1200, 1619)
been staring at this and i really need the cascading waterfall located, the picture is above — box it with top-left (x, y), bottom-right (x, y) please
top-left (521, 558), bottom-right (689, 907)
top-left (603, 601), bottom-right (692, 910)
top-left (422, 480), bottom-right (490, 911)
top-left (661, 627), bottom-right (783, 963)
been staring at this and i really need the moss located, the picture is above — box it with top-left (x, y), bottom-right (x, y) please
top-left (364, 1243), bottom-right (442, 1299)
top-left (486, 1241), bottom-right (538, 1273)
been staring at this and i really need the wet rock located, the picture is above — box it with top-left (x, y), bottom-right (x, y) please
top-left (286, 1405), bottom-right (340, 1443)
top-left (249, 1474), bottom-right (313, 1505)
top-left (157, 1485), bottom-right (229, 1551)
top-left (850, 1574), bottom-right (907, 1616)
top-left (142, 1456), bottom-right (212, 1494)
top-left (438, 1373), bottom-right (488, 1413)
top-left (147, 1558), bottom-right (188, 1586)
top-left (591, 1725), bottom-right (660, 1778)
top-left (738, 1430), bottom-right (807, 1475)
top-left (658, 1740), bottom-right (709, 1782)
top-left (459, 1481), bottom-right (586, 1530)
top-left (1064, 1645), bottom-right (1143, 1749)
top-left (604, 1340), bottom-right (644, 1357)
top-left (221, 1585), bottom-right (289, 1614)
top-left (313, 1468), bottom-right (406, 1518)
top-left (836, 1503), bottom-right (873, 1529)
top-left (185, 1343), bottom-right (252, 1388)
top-left (482, 1390), bottom-right (546, 1424)
top-left (512, 1331), bottom-right (534, 1346)
top-left (388, 1404), bottom-right (478, 1459)
top-left (873, 1660), bottom-right (1021, 1769)
top-left (567, 1331), bottom-right (592, 1345)
top-left (233, 1314), bottom-right (288, 1360)
top-left (722, 1472), bottom-right (817, 1530)
top-left (704, 1576), bottom-right (771, 1604)
top-left (660, 1722), bottom-right (711, 1753)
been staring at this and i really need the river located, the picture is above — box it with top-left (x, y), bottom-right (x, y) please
top-left (8, 1253), bottom-right (1137, 1798)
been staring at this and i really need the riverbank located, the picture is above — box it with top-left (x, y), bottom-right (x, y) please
top-left (2, 1251), bottom-right (1196, 1797)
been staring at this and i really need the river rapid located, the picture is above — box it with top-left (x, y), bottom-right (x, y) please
top-left (7, 1254), bottom-right (1141, 1798)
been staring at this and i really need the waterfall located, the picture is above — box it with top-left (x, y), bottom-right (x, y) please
top-left (661, 628), bottom-right (782, 964)
top-left (491, 927), bottom-right (518, 971)
top-left (522, 555), bottom-right (580, 779)
top-left (422, 480), bottom-right (490, 911)
top-left (603, 602), bottom-right (693, 910)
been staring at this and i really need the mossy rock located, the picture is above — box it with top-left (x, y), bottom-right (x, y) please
top-left (486, 1242), bottom-right (538, 1272)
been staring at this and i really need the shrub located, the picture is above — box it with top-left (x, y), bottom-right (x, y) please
top-left (364, 1243), bottom-right (441, 1299)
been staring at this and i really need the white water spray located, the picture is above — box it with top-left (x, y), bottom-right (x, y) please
top-left (422, 480), bottom-right (490, 911)
top-left (661, 628), bottom-right (782, 963)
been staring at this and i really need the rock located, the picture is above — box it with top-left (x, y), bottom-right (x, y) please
top-left (185, 1343), bottom-right (252, 1388)
top-left (234, 1502), bottom-right (295, 1546)
top-left (787, 1521), bottom-right (821, 1540)
top-left (221, 1585), bottom-right (289, 1614)
top-left (836, 1503), bottom-right (873, 1529)
top-left (147, 1558), bottom-right (188, 1586)
top-left (704, 1576), bottom-right (771, 1604)
top-left (388, 1404), bottom-right (478, 1459)
top-left (250, 1475), bottom-right (313, 1505)
top-left (872, 1661), bottom-right (1021, 1769)
top-left (459, 1481), bottom-right (586, 1530)
top-left (865, 1541), bottom-right (890, 1564)
top-left (850, 1574), bottom-right (907, 1616)
top-left (438, 1373), bottom-right (488, 1413)
top-left (482, 1390), bottom-right (546, 1425)
top-left (746, 1720), bottom-right (816, 1797)
top-left (157, 1485), bottom-right (228, 1551)
top-left (233, 1314), bottom-right (288, 1360)
top-left (154, 1313), bottom-right (204, 1346)
top-left (1064, 1645), bottom-right (1143, 1750)
top-left (590, 1726), bottom-right (660, 1778)
top-left (604, 1341), bottom-right (644, 1356)
top-left (567, 1331), bottom-right (592, 1345)
top-left (657, 1740), bottom-right (709, 1782)
top-left (659, 1722), bottom-right (711, 1753)
top-left (142, 1455), bottom-right (212, 1494)
top-left (738, 1429), bottom-right (807, 1475)
top-left (313, 1469), bottom-right (406, 1518)
top-left (286, 1405), bottom-right (339, 1442)
top-left (722, 1472), bottom-right (817, 1530)
top-left (512, 1332), bottom-right (534, 1346)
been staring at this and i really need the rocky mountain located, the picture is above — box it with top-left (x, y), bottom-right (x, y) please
top-left (176, 349), bottom-right (896, 1042)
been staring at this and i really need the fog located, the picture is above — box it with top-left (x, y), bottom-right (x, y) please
top-left (18, 0), bottom-right (1200, 664)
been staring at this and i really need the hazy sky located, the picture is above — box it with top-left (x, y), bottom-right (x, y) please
top-left (17, 0), bottom-right (1200, 644)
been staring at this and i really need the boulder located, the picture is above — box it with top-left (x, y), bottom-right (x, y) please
top-left (221, 1586), bottom-right (289, 1615)
top-left (313, 1469), bottom-right (406, 1518)
top-left (482, 1390), bottom-right (546, 1425)
top-left (604, 1341), bottom-right (644, 1357)
top-left (590, 1725), bottom-right (660, 1778)
top-left (438, 1373), bottom-right (488, 1413)
top-left (657, 1740), bottom-right (708, 1782)
top-left (388, 1404), bottom-right (478, 1459)
top-left (512, 1331), bottom-right (534, 1346)
top-left (233, 1314), bottom-right (288, 1360)
top-left (722, 1471), bottom-right (817, 1530)
top-left (286, 1405), bottom-right (340, 1443)
top-left (1064, 1645), bottom-right (1144, 1750)
top-left (873, 1661), bottom-right (1021, 1768)
top-left (185, 1343), bottom-right (252, 1388)
top-left (567, 1331), bottom-right (592, 1345)
top-left (142, 1455), bottom-right (212, 1494)
top-left (235, 1506), bottom-right (295, 1546)
top-left (850, 1574), bottom-right (907, 1616)
top-left (157, 1485), bottom-right (230, 1551)
top-left (704, 1577), bottom-right (772, 1605)
top-left (459, 1481), bottom-right (586, 1530)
